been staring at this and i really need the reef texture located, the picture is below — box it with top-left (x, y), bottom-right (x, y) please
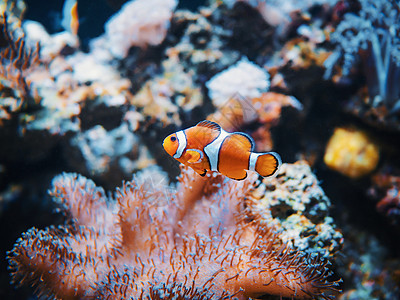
top-left (337, 226), bottom-right (400, 300)
top-left (0, 11), bottom-right (40, 122)
top-left (3, 0), bottom-right (400, 299)
top-left (8, 165), bottom-right (341, 299)
top-left (368, 167), bottom-right (400, 225)
top-left (325, 0), bottom-right (400, 130)
top-left (247, 161), bottom-right (343, 257)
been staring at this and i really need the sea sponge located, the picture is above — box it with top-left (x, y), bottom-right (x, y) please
top-left (324, 127), bottom-right (380, 179)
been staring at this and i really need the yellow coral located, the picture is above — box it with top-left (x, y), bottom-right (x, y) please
top-left (324, 128), bottom-right (379, 179)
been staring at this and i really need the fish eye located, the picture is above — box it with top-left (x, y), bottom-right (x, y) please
top-left (170, 136), bottom-right (177, 142)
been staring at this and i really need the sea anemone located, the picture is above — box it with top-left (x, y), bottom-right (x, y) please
top-left (8, 166), bottom-right (341, 299)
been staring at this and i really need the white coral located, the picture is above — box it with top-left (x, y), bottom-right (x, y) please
top-left (206, 57), bottom-right (270, 107)
top-left (105, 0), bottom-right (178, 58)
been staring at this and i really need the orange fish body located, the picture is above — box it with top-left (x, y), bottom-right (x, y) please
top-left (163, 120), bottom-right (281, 180)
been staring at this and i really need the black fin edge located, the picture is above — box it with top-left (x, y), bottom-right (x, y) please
top-left (228, 171), bottom-right (247, 181)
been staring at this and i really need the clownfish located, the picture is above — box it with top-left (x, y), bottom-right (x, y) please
top-left (163, 120), bottom-right (281, 180)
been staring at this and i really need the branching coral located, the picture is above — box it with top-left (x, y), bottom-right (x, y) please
top-left (8, 166), bottom-right (341, 299)
top-left (0, 13), bottom-right (40, 106)
top-left (0, 0), bottom-right (26, 32)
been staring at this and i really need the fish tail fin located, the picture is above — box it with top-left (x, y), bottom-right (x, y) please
top-left (254, 152), bottom-right (281, 177)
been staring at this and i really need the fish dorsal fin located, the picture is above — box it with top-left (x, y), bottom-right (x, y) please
top-left (231, 132), bottom-right (255, 152)
top-left (196, 120), bottom-right (221, 132)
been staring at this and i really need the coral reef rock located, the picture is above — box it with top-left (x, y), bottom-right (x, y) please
top-left (248, 161), bottom-right (343, 257)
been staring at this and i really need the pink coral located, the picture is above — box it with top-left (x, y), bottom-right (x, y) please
top-left (104, 0), bottom-right (178, 58)
top-left (8, 166), bottom-right (340, 299)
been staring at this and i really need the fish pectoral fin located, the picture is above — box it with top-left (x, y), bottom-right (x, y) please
top-left (186, 149), bottom-right (203, 164)
top-left (199, 169), bottom-right (207, 177)
top-left (192, 168), bottom-right (207, 177)
top-left (225, 169), bottom-right (248, 181)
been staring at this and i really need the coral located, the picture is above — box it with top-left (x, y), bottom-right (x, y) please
top-left (216, 0), bottom-right (338, 35)
top-left (204, 91), bottom-right (302, 154)
top-left (247, 161), bottom-right (343, 257)
top-left (325, 0), bottom-right (400, 109)
top-left (23, 20), bottom-right (79, 63)
top-left (167, 9), bottom-right (241, 77)
top-left (124, 2), bottom-right (280, 126)
top-left (0, 19), bottom-right (82, 133)
top-left (130, 54), bottom-right (203, 127)
top-left (68, 123), bottom-right (155, 179)
top-left (2, 1), bottom-right (400, 299)
top-left (337, 227), bottom-right (400, 299)
top-left (0, 0), bottom-right (25, 34)
top-left (249, 92), bottom-right (303, 150)
top-left (220, 0), bottom-right (338, 12)
top-left (16, 20), bottom-right (134, 135)
top-left (206, 57), bottom-right (270, 107)
top-left (368, 168), bottom-right (400, 224)
top-left (104, 0), bottom-right (178, 58)
top-left (280, 38), bottom-right (332, 70)
top-left (8, 166), bottom-right (341, 299)
top-left (324, 127), bottom-right (380, 179)
top-left (0, 13), bottom-right (40, 121)
top-left (252, 92), bottom-right (303, 124)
